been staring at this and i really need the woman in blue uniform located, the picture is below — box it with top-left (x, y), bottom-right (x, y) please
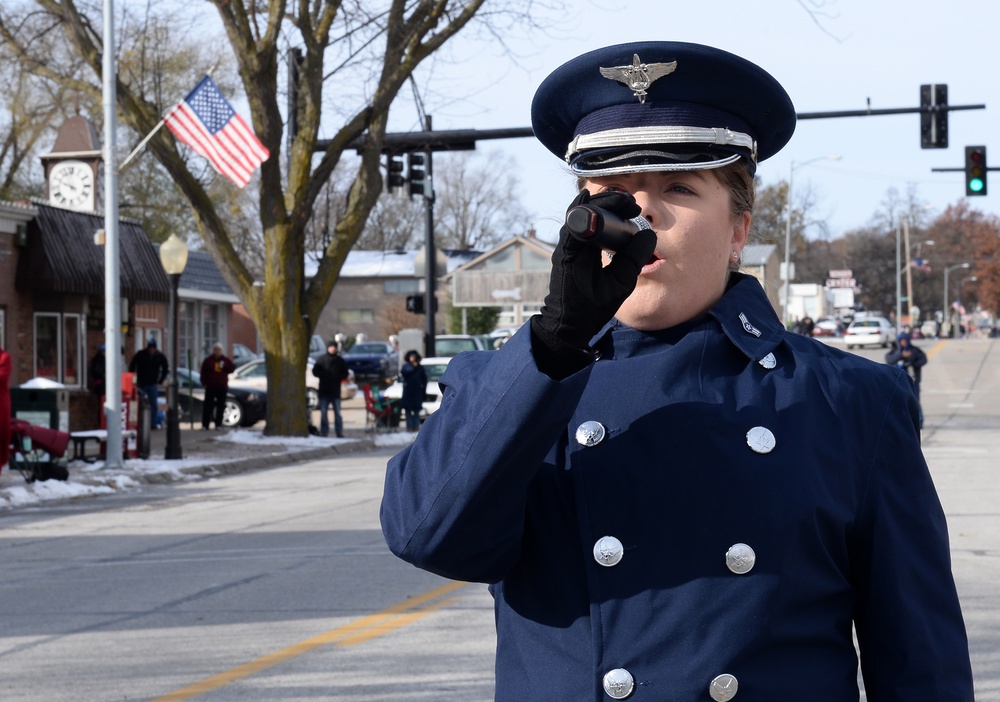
top-left (381, 42), bottom-right (973, 701)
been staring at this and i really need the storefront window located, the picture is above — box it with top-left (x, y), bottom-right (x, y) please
top-left (34, 313), bottom-right (60, 380)
top-left (63, 314), bottom-right (81, 386)
top-left (178, 301), bottom-right (193, 368)
top-left (202, 305), bottom-right (219, 356)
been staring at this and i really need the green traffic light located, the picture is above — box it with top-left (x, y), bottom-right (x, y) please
top-left (969, 178), bottom-right (985, 193)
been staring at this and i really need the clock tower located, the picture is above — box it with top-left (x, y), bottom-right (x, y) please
top-left (41, 115), bottom-right (103, 213)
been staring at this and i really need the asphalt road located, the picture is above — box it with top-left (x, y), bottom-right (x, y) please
top-left (0, 337), bottom-right (997, 701)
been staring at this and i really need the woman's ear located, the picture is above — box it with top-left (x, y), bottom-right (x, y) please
top-left (731, 211), bottom-right (751, 250)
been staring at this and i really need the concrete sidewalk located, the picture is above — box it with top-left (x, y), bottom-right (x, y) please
top-left (0, 395), bottom-right (410, 508)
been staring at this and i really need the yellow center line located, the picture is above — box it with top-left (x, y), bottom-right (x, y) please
top-left (926, 339), bottom-right (946, 360)
top-left (152, 580), bottom-right (468, 701)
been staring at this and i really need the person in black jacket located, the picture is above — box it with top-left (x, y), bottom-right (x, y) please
top-left (312, 340), bottom-right (348, 437)
top-left (399, 350), bottom-right (428, 432)
top-left (128, 339), bottom-right (169, 429)
top-left (886, 331), bottom-right (928, 428)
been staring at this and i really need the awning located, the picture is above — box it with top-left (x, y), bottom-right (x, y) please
top-left (15, 202), bottom-right (171, 302)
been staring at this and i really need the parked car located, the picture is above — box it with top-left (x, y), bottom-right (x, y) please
top-left (811, 317), bottom-right (844, 337)
top-left (170, 368), bottom-right (267, 427)
top-left (308, 334), bottom-right (327, 362)
top-left (381, 356), bottom-right (451, 418)
top-left (230, 358), bottom-right (358, 408)
top-left (231, 343), bottom-right (260, 368)
top-left (845, 317), bottom-right (894, 349)
top-left (433, 334), bottom-right (485, 357)
top-left (342, 341), bottom-right (399, 386)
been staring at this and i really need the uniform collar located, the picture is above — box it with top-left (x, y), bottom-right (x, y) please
top-left (707, 272), bottom-right (785, 361)
top-left (593, 273), bottom-right (785, 362)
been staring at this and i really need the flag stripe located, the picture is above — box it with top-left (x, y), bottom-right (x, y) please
top-left (166, 107), bottom-right (250, 186)
top-left (168, 105), bottom-right (252, 186)
top-left (163, 76), bottom-right (269, 188)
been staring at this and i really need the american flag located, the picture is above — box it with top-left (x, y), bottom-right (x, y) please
top-left (911, 257), bottom-right (932, 273)
top-left (164, 76), bottom-right (269, 188)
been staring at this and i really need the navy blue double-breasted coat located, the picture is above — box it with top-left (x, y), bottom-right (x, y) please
top-left (380, 274), bottom-right (973, 701)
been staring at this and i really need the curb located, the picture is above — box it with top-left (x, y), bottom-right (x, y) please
top-left (68, 438), bottom-right (378, 487)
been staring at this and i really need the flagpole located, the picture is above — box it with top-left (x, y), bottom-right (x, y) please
top-left (103, 0), bottom-right (123, 469)
top-left (119, 117), bottom-right (167, 172)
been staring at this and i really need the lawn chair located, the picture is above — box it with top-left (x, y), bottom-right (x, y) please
top-left (362, 384), bottom-right (399, 433)
top-left (7, 419), bottom-right (70, 483)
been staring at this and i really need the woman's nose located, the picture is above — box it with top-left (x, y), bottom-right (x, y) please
top-left (631, 192), bottom-right (658, 228)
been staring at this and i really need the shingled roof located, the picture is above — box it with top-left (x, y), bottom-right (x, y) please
top-left (15, 202), bottom-right (171, 302)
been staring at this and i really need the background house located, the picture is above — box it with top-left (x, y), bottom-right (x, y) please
top-left (310, 248), bottom-right (481, 342)
top-left (741, 243), bottom-right (782, 317)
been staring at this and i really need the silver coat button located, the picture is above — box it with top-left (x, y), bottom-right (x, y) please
top-left (576, 420), bottom-right (607, 447)
top-left (593, 535), bottom-right (624, 567)
top-left (725, 543), bottom-right (756, 574)
top-left (603, 668), bottom-right (635, 699)
top-left (745, 426), bottom-right (776, 454)
top-left (709, 673), bottom-right (739, 701)
top-left (758, 352), bottom-right (776, 369)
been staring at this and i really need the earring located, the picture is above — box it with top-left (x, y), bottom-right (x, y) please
top-left (732, 251), bottom-right (739, 259)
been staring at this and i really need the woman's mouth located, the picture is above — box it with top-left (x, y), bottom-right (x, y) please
top-left (641, 253), bottom-right (665, 273)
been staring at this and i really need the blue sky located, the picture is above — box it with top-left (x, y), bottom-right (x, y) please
top-left (385, 0), bottom-right (999, 243)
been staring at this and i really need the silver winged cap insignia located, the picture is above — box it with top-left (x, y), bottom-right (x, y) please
top-left (599, 54), bottom-right (677, 103)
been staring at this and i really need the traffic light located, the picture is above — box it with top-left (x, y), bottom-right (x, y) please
top-left (965, 145), bottom-right (987, 196)
top-left (408, 153), bottom-right (426, 198)
top-left (386, 153), bottom-right (405, 191)
top-left (920, 84), bottom-right (948, 149)
top-left (406, 294), bottom-right (425, 314)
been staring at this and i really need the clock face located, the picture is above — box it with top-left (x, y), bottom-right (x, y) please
top-left (49, 160), bottom-right (95, 211)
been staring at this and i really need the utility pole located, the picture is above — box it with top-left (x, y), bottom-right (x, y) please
top-left (421, 116), bottom-right (436, 359)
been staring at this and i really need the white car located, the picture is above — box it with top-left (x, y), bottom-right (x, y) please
top-left (845, 317), bottom-right (895, 349)
top-left (433, 335), bottom-right (484, 357)
top-left (382, 357), bottom-right (451, 418)
top-left (230, 358), bottom-right (358, 408)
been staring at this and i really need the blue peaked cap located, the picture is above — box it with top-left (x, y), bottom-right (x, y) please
top-left (531, 42), bottom-right (796, 177)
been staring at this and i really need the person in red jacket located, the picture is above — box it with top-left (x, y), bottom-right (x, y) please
top-left (0, 346), bottom-right (11, 470)
top-left (199, 343), bottom-right (235, 430)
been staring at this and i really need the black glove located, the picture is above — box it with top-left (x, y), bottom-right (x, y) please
top-left (531, 188), bottom-right (657, 379)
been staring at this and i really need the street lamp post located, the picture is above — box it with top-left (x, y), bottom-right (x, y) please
top-left (942, 262), bottom-right (970, 338)
top-left (957, 275), bottom-right (978, 329)
top-left (783, 155), bottom-right (840, 327)
top-left (899, 237), bottom-right (934, 328)
top-left (159, 234), bottom-right (189, 459)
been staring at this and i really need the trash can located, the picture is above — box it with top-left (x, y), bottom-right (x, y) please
top-left (10, 387), bottom-right (70, 432)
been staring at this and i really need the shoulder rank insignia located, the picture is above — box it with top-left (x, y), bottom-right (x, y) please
top-left (599, 54), bottom-right (677, 104)
top-left (739, 312), bottom-right (762, 337)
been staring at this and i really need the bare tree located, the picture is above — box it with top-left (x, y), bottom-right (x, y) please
top-left (1, 0), bottom-right (557, 435)
top-left (434, 150), bottom-right (532, 249)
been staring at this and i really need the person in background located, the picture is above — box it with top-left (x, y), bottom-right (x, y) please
top-left (799, 315), bottom-right (815, 336)
top-left (399, 350), bottom-right (428, 432)
top-left (87, 343), bottom-right (107, 425)
top-left (380, 41), bottom-right (972, 701)
top-left (885, 331), bottom-right (928, 428)
top-left (199, 343), bottom-right (235, 430)
top-left (312, 340), bottom-right (349, 438)
top-left (128, 338), bottom-right (169, 429)
top-left (88, 343), bottom-right (106, 397)
top-left (0, 346), bottom-right (11, 471)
